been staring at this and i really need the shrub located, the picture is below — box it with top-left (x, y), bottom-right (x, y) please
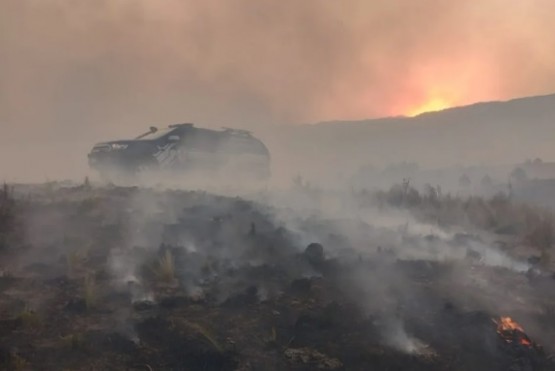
top-left (368, 181), bottom-right (555, 253)
top-left (0, 183), bottom-right (18, 250)
top-left (526, 212), bottom-right (555, 251)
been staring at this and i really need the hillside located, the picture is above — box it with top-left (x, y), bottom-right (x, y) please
top-left (264, 93), bottom-right (555, 184)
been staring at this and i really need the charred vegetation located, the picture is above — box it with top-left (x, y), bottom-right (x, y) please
top-left (0, 183), bottom-right (553, 370)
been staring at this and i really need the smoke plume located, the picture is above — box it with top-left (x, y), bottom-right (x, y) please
top-left (2, 0), bottom-right (555, 179)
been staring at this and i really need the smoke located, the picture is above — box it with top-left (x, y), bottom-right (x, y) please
top-left (381, 318), bottom-right (429, 354)
top-left (2, 0), bottom-right (555, 180)
top-left (5, 173), bottom-right (555, 363)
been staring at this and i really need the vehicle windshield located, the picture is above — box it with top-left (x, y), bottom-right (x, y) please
top-left (135, 127), bottom-right (175, 140)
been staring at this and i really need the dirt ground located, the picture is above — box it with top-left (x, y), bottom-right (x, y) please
top-left (0, 184), bottom-right (554, 371)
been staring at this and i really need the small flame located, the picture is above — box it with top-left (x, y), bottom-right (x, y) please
top-left (520, 337), bottom-right (532, 347)
top-left (494, 316), bottom-right (533, 347)
top-left (497, 316), bottom-right (525, 333)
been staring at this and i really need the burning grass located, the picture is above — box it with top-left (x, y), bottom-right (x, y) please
top-left (494, 316), bottom-right (536, 348)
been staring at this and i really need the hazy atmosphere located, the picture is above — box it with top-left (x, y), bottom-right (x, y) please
top-left (2, 2), bottom-right (555, 370)
top-left (2, 0), bottom-right (555, 179)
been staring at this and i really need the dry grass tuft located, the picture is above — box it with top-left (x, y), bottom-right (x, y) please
top-left (18, 307), bottom-right (42, 329)
top-left (186, 321), bottom-right (223, 353)
top-left (172, 318), bottom-right (223, 353)
top-left (153, 250), bottom-right (176, 283)
top-left (9, 352), bottom-right (28, 371)
top-left (371, 181), bottom-right (555, 255)
top-left (83, 274), bottom-right (97, 310)
top-left (60, 333), bottom-right (85, 350)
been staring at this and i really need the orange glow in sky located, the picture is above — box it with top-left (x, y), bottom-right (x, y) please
top-left (405, 96), bottom-right (454, 117)
top-left (386, 56), bottom-right (493, 118)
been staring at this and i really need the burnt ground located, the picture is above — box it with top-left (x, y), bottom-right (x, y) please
top-left (0, 185), bottom-right (554, 371)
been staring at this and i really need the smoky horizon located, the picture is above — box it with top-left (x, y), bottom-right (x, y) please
top-left (2, 1), bottom-right (555, 181)
top-left (2, 3), bottom-right (555, 370)
top-left (2, 1), bottom-right (555, 131)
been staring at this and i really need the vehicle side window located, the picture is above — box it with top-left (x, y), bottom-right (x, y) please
top-left (185, 131), bottom-right (220, 152)
top-left (224, 137), bottom-right (266, 155)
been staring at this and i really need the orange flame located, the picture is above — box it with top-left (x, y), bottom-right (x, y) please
top-left (494, 316), bottom-right (533, 347)
top-left (520, 337), bottom-right (532, 346)
top-left (497, 316), bottom-right (525, 333)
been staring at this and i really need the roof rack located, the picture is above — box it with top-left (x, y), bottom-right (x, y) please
top-left (169, 123), bottom-right (194, 128)
top-left (136, 126), bottom-right (158, 139)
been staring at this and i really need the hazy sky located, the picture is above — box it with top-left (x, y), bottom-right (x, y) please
top-left (1, 0), bottom-right (555, 143)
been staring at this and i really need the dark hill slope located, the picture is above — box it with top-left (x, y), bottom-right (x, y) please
top-left (265, 94), bottom-right (555, 181)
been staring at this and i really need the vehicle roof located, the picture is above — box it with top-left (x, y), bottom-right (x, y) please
top-left (135, 127), bottom-right (176, 140)
top-left (134, 124), bottom-right (255, 139)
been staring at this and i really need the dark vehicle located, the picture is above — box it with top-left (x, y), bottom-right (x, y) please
top-left (88, 123), bottom-right (271, 181)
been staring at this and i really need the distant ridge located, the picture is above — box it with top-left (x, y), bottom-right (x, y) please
top-left (313, 92), bottom-right (555, 127)
top-left (269, 92), bottom-right (555, 180)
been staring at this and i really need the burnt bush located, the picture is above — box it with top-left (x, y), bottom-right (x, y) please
top-left (371, 182), bottom-right (555, 253)
top-left (0, 183), bottom-right (19, 250)
top-left (525, 211), bottom-right (555, 250)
